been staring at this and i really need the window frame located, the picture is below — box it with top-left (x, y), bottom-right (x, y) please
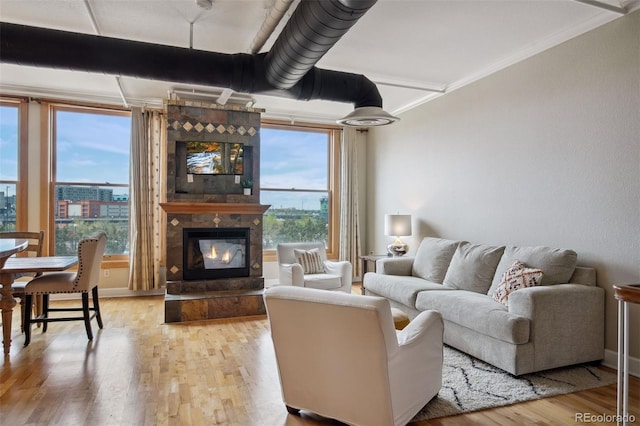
top-left (45, 102), bottom-right (131, 266)
top-left (0, 97), bottom-right (29, 232)
top-left (260, 119), bottom-right (341, 262)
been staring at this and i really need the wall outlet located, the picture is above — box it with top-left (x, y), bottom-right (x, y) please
top-left (103, 269), bottom-right (110, 278)
top-left (235, 175), bottom-right (241, 184)
top-left (187, 174), bottom-right (194, 183)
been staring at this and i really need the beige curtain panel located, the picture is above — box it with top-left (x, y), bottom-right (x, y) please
top-left (129, 108), bottom-right (165, 291)
top-left (339, 126), bottom-right (362, 278)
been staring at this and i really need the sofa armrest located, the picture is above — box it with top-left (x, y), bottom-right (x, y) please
top-left (390, 309), bottom-right (444, 419)
top-left (397, 309), bottom-right (443, 347)
top-left (324, 260), bottom-right (353, 292)
top-left (508, 284), bottom-right (605, 366)
top-left (508, 284), bottom-right (603, 320)
top-left (324, 260), bottom-right (351, 277)
top-left (278, 263), bottom-right (304, 286)
top-left (377, 256), bottom-right (415, 276)
top-left (569, 266), bottom-right (596, 286)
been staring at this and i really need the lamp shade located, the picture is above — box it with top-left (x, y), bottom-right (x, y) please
top-left (384, 214), bottom-right (412, 237)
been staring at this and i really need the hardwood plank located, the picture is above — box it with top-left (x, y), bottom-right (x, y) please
top-left (1, 294), bottom-right (637, 425)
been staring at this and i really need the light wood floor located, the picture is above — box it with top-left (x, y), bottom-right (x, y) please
top-left (1, 293), bottom-right (638, 425)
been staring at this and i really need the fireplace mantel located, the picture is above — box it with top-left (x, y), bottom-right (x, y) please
top-left (160, 202), bottom-right (270, 215)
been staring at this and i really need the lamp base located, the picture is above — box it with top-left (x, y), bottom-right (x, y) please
top-left (387, 241), bottom-right (408, 257)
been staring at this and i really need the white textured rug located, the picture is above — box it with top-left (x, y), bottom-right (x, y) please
top-left (412, 345), bottom-right (617, 421)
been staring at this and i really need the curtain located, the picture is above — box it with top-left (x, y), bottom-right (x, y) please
top-left (128, 107), bottom-right (164, 291)
top-left (338, 127), bottom-right (362, 278)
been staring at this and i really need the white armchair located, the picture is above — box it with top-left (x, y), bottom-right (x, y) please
top-left (264, 286), bottom-right (444, 426)
top-left (276, 242), bottom-right (352, 293)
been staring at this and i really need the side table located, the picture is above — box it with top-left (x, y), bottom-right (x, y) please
top-left (359, 254), bottom-right (388, 295)
top-left (613, 283), bottom-right (640, 426)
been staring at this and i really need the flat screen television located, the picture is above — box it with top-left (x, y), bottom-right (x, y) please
top-left (185, 141), bottom-right (244, 175)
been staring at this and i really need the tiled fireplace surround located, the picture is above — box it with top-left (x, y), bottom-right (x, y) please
top-left (162, 101), bottom-right (269, 322)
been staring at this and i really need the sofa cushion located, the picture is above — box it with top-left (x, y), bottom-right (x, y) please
top-left (488, 246), bottom-right (578, 296)
top-left (442, 243), bottom-right (505, 294)
top-left (364, 273), bottom-right (451, 307)
top-left (303, 274), bottom-right (343, 290)
top-left (492, 260), bottom-right (543, 306)
top-left (411, 237), bottom-right (461, 283)
top-left (415, 290), bottom-right (530, 345)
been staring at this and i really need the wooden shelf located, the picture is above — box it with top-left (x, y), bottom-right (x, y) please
top-left (160, 202), bottom-right (270, 215)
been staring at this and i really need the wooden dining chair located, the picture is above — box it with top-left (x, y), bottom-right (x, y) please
top-left (22, 230), bottom-right (107, 346)
top-left (0, 231), bottom-right (45, 332)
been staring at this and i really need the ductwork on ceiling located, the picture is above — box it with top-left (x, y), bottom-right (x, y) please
top-left (0, 0), bottom-right (398, 126)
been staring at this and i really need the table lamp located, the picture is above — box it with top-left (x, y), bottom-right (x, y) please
top-left (384, 214), bottom-right (411, 256)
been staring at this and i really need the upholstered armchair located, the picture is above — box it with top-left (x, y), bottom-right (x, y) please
top-left (22, 230), bottom-right (107, 346)
top-left (264, 286), bottom-right (444, 426)
top-left (276, 242), bottom-right (352, 293)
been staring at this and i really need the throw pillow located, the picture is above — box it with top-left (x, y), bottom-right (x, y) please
top-left (488, 246), bottom-right (577, 296)
top-left (442, 242), bottom-right (505, 294)
top-left (411, 238), bottom-right (462, 283)
top-left (492, 260), bottom-right (543, 306)
top-left (294, 248), bottom-right (324, 274)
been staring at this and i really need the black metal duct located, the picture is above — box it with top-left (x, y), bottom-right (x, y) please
top-left (264, 0), bottom-right (377, 90)
top-left (0, 0), bottom-right (382, 110)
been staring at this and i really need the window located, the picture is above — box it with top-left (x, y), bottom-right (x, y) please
top-left (0, 98), bottom-right (27, 231)
top-left (260, 121), bottom-right (340, 259)
top-left (51, 105), bottom-right (131, 257)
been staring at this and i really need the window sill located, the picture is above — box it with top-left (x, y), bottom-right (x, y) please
top-left (101, 257), bottom-right (129, 269)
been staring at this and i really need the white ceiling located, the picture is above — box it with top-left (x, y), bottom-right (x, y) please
top-left (0, 0), bottom-right (637, 124)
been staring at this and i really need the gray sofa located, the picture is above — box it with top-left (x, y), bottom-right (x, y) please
top-left (363, 237), bottom-right (605, 375)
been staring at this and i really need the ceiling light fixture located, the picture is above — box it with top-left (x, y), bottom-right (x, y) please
top-left (196, 0), bottom-right (213, 10)
top-left (336, 106), bottom-right (400, 127)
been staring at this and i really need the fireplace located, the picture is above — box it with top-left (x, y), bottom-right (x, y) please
top-left (183, 227), bottom-right (250, 280)
top-left (163, 102), bottom-right (268, 323)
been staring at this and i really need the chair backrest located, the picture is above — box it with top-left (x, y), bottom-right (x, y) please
top-left (264, 286), bottom-right (399, 424)
top-left (276, 242), bottom-right (327, 265)
top-left (73, 231), bottom-right (107, 292)
top-left (0, 231), bottom-right (45, 258)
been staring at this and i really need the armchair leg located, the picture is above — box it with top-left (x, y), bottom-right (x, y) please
top-left (82, 293), bottom-right (93, 340)
top-left (35, 295), bottom-right (43, 328)
top-left (286, 405), bottom-right (300, 415)
top-left (92, 286), bottom-right (103, 329)
top-left (42, 294), bottom-right (50, 333)
top-left (23, 294), bottom-right (32, 346)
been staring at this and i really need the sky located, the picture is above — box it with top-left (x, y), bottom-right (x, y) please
top-left (55, 110), bottom-right (130, 186)
top-left (260, 127), bottom-right (328, 211)
top-left (1, 105), bottom-right (329, 210)
top-left (0, 105), bottom-right (19, 181)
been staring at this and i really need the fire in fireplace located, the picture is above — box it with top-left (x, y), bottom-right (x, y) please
top-left (183, 227), bottom-right (250, 280)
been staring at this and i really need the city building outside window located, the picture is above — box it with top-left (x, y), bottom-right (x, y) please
top-left (260, 121), bottom-right (340, 259)
top-left (51, 105), bottom-right (131, 256)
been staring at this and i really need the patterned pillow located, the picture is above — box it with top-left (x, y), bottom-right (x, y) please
top-left (492, 260), bottom-right (543, 306)
top-left (294, 248), bottom-right (324, 274)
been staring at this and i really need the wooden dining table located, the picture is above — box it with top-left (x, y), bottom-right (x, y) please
top-left (0, 238), bottom-right (28, 355)
top-left (0, 250), bottom-right (78, 355)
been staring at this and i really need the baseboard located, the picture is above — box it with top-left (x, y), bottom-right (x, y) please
top-left (602, 348), bottom-right (640, 378)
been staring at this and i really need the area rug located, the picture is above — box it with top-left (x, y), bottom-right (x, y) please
top-left (412, 345), bottom-right (617, 421)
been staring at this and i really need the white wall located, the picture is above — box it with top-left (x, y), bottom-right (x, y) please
top-left (366, 12), bottom-right (640, 359)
